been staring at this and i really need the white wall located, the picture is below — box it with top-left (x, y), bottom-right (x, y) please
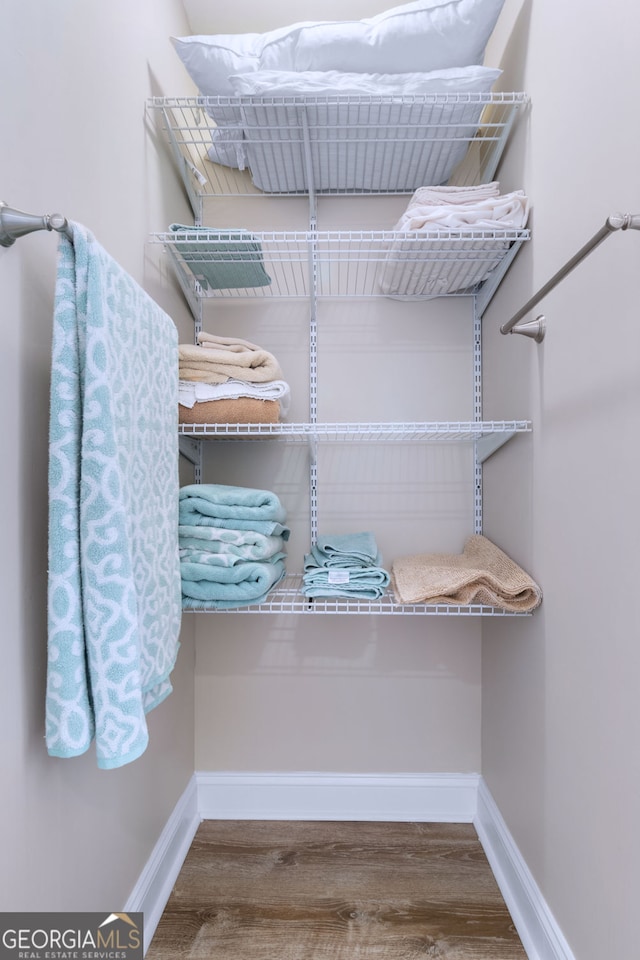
top-left (482, 2), bottom-right (640, 958)
top-left (0, 0), bottom-right (197, 913)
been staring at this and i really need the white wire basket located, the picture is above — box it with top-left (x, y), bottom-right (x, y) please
top-left (149, 93), bottom-right (529, 212)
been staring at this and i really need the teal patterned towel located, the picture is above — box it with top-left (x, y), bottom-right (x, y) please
top-left (169, 224), bottom-right (272, 290)
top-left (47, 223), bottom-right (182, 770)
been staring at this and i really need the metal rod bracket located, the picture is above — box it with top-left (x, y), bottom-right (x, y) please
top-left (501, 211), bottom-right (639, 341)
top-left (0, 201), bottom-right (71, 247)
top-left (509, 315), bottom-right (546, 342)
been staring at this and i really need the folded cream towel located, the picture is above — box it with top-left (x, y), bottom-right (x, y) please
top-left (179, 334), bottom-right (283, 383)
top-left (391, 535), bottom-right (542, 613)
top-left (196, 331), bottom-right (265, 352)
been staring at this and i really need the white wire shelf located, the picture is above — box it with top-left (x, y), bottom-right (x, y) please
top-left (182, 573), bottom-right (531, 616)
top-left (148, 93), bottom-right (529, 209)
top-left (152, 228), bottom-right (530, 301)
top-left (178, 420), bottom-right (531, 442)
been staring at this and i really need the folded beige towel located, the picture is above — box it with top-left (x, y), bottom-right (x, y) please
top-left (179, 333), bottom-right (283, 384)
top-left (179, 397), bottom-right (280, 424)
top-left (391, 535), bottom-right (542, 612)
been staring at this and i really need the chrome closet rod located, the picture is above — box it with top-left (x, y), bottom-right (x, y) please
top-left (0, 201), bottom-right (72, 247)
top-left (501, 212), bottom-right (640, 342)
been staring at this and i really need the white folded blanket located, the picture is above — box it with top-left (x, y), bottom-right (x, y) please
top-left (407, 182), bottom-right (501, 206)
top-left (178, 378), bottom-right (290, 416)
top-left (393, 188), bottom-right (529, 232)
top-left (378, 183), bottom-right (529, 298)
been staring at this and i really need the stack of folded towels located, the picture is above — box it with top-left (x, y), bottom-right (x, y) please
top-left (179, 331), bottom-right (291, 424)
top-left (178, 483), bottom-right (289, 608)
top-left (302, 532), bottom-right (390, 600)
top-left (378, 181), bottom-right (529, 297)
top-left (390, 535), bottom-right (542, 612)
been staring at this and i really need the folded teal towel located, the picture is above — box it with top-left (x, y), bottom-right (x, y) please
top-left (179, 525), bottom-right (286, 563)
top-left (179, 546), bottom-right (287, 567)
top-left (47, 223), bottom-right (182, 770)
top-left (180, 558), bottom-right (286, 607)
top-left (302, 561), bottom-right (390, 600)
top-left (182, 516), bottom-right (291, 539)
top-left (169, 224), bottom-right (271, 290)
top-left (307, 531), bottom-right (381, 568)
top-left (179, 483), bottom-right (287, 525)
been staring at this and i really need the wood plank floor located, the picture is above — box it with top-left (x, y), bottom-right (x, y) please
top-left (146, 820), bottom-right (527, 959)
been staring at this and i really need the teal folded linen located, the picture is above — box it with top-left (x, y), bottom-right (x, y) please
top-left (306, 531), bottom-right (381, 568)
top-left (179, 483), bottom-right (287, 525)
top-left (179, 546), bottom-right (287, 567)
top-left (47, 223), bottom-right (182, 770)
top-left (302, 561), bottom-right (390, 600)
top-left (181, 516), bottom-right (291, 540)
top-left (192, 517), bottom-right (291, 540)
top-left (178, 524), bottom-right (284, 560)
top-left (169, 224), bottom-right (271, 290)
top-left (180, 558), bottom-right (286, 607)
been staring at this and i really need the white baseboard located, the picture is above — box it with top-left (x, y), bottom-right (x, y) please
top-left (474, 778), bottom-right (576, 960)
top-left (196, 770), bottom-right (480, 822)
top-left (127, 771), bottom-right (575, 960)
top-left (125, 774), bottom-right (200, 955)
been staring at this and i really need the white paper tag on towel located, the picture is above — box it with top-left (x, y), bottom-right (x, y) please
top-left (328, 570), bottom-right (350, 584)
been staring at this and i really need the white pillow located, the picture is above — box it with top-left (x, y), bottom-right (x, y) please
top-left (228, 65), bottom-right (502, 98)
top-left (292, 0), bottom-right (506, 74)
top-left (171, 24), bottom-right (309, 97)
top-left (171, 0), bottom-right (506, 96)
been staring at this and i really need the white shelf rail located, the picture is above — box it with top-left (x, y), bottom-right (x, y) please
top-left (178, 419), bottom-right (531, 449)
top-left (152, 228), bottom-right (530, 303)
top-left (148, 93), bottom-right (529, 216)
top-left (182, 574), bottom-right (531, 616)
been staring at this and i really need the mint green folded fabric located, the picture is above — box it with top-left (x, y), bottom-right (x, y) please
top-left (169, 224), bottom-right (271, 290)
top-left (180, 558), bottom-right (286, 607)
top-left (306, 531), bottom-right (381, 568)
top-left (302, 560), bottom-right (390, 600)
top-left (179, 483), bottom-right (287, 525)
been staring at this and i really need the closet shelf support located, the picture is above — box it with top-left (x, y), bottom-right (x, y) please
top-left (501, 212), bottom-right (640, 342)
top-left (0, 202), bottom-right (72, 247)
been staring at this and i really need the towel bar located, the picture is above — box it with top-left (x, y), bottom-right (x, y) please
top-left (0, 201), bottom-right (72, 247)
top-left (502, 212), bottom-right (640, 342)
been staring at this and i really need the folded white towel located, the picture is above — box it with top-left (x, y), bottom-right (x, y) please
top-left (407, 182), bottom-right (501, 207)
top-left (378, 184), bottom-right (529, 299)
top-left (179, 378), bottom-right (291, 416)
top-left (393, 189), bottom-right (529, 232)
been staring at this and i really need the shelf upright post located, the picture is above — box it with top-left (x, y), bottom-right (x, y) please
top-left (473, 296), bottom-right (483, 536)
top-left (299, 106), bottom-right (319, 546)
